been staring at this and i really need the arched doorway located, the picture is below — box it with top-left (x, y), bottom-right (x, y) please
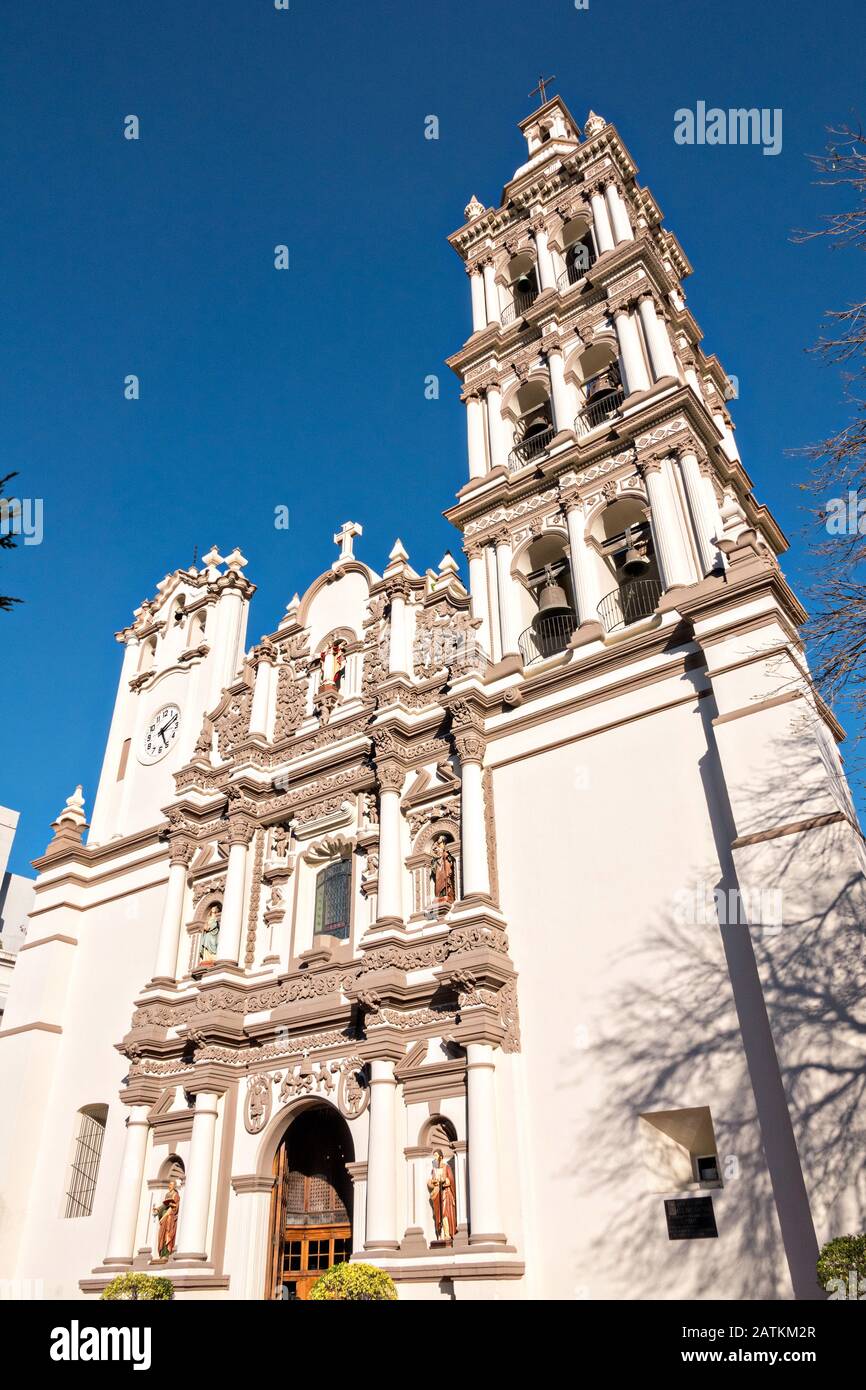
top-left (268, 1103), bottom-right (354, 1301)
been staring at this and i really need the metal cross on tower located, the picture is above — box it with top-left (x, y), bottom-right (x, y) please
top-left (529, 73), bottom-right (556, 107)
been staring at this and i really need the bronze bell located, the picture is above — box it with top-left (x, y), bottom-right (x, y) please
top-left (536, 567), bottom-right (572, 618)
top-left (620, 526), bottom-right (650, 577)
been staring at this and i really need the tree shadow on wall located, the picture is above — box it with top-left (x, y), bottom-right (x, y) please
top-left (561, 689), bottom-right (866, 1301)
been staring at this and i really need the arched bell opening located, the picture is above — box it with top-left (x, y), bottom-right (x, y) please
top-left (502, 250), bottom-right (539, 324)
top-left (591, 498), bottom-right (663, 634)
top-left (575, 342), bottom-right (623, 436)
top-left (508, 379), bottom-right (555, 471)
top-left (268, 1102), bottom-right (355, 1302)
top-left (515, 532), bottom-right (577, 666)
top-left (559, 215), bottom-right (596, 289)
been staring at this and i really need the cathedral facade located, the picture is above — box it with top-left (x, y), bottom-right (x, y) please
top-left (1, 96), bottom-right (865, 1302)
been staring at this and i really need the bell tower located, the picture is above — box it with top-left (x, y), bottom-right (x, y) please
top-left (88, 546), bottom-right (255, 844)
top-left (445, 94), bottom-right (768, 670)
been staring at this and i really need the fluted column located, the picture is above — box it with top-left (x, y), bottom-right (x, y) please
top-left (152, 838), bottom-right (193, 982)
top-left (464, 389), bottom-right (488, 479)
top-left (637, 293), bottom-right (679, 383)
top-left (455, 725), bottom-right (490, 899)
top-left (613, 304), bottom-right (651, 395)
top-left (484, 381), bottom-right (509, 472)
top-left (466, 1044), bottom-right (506, 1245)
top-left (563, 496), bottom-right (601, 626)
top-left (546, 342), bottom-right (573, 434)
top-left (219, 818), bottom-right (253, 964)
top-left (484, 544), bottom-right (502, 662)
top-left (248, 642), bottom-right (276, 739)
top-left (713, 411), bottom-right (741, 463)
top-left (589, 184), bottom-right (615, 254)
top-left (530, 217), bottom-right (556, 292)
top-left (467, 263), bottom-right (486, 333)
top-left (374, 759), bottom-right (404, 925)
top-left (466, 544), bottom-right (492, 656)
top-left (103, 1106), bottom-right (150, 1266)
top-left (365, 1059), bottom-right (399, 1250)
top-left (642, 458), bottom-right (694, 590)
top-left (678, 447), bottom-right (720, 575)
top-left (494, 531), bottom-right (519, 657)
top-left (175, 1092), bottom-right (219, 1261)
top-left (481, 257), bottom-right (499, 327)
top-left (604, 181), bottom-right (634, 244)
top-left (387, 580), bottom-right (410, 676)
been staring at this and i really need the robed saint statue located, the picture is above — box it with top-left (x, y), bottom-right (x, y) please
top-left (153, 1178), bottom-right (180, 1259)
top-left (427, 1150), bottom-right (457, 1244)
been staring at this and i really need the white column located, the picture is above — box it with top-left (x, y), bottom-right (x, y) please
top-left (467, 545), bottom-right (492, 656)
top-left (484, 544), bottom-right (502, 662)
top-left (365, 1059), bottom-right (399, 1250)
top-left (679, 448), bottom-right (720, 575)
top-left (175, 1092), bottom-right (219, 1261)
top-left (481, 259), bottom-right (500, 327)
top-left (485, 382), bottom-right (509, 471)
top-left (531, 220), bottom-right (556, 292)
top-left (347, 1164), bottom-right (368, 1254)
top-left (468, 264), bottom-right (486, 333)
top-left (494, 534), bottom-right (519, 657)
top-left (637, 294), bottom-right (679, 382)
top-left (153, 842), bottom-right (191, 981)
top-left (103, 1107), bottom-right (150, 1266)
top-left (589, 186), bottom-right (615, 254)
top-left (375, 765), bottom-right (404, 923)
top-left (248, 648), bottom-right (274, 739)
top-left (466, 1044), bottom-right (505, 1244)
top-left (564, 501), bottom-right (601, 626)
top-left (465, 391), bottom-right (488, 479)
top-left (613, 305), bottom-right (651, 395)
top-left (388, 583), bottom-right (409, 675)
top-left (456, 733), bottom-right (490, 898)
top-left (643, 459), bottom-right (693, 590)
top-left (604, 181), bottom-right (634, 244)
top-left (713, 411), bottom-right (741, 463)
top-left (219, 825), bottom-right (251, 964)
top-left (546, 345), bottom-right (573, 434)
top-left (455, 1147), bottom-right (468, 1232)
top-left (701, 467), bottom-right (725, 563)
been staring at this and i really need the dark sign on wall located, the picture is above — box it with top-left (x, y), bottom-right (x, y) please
top-left (664, 1196), bottom-right (718, 1240)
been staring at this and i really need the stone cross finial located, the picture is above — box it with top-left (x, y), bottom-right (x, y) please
top-left (202, 545), bottom-right (224, 579)
top-left (224, 547), bottom-right (248, 574)
top-left (334, 521), bottom-right (363, 562)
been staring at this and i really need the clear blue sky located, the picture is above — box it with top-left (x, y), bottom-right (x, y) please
top-left (1, 0), bottom-right (863, 875)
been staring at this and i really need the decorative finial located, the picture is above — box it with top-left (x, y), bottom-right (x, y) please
top-left (584, 111), bottom-right (606, 137)
top-left (464, 195), bottom-right (484, 222)
top-left (202, 545), bottom-right (224, 579)
top-left (224, 547), bottom-right (248, 574)
top-left (388, 538), bottom-right (409, 564)
top-left (46, 785), bottom-right (88, 854)
top-left (438, 551), bottom-right (460, 577)
top-left (333, 520), bottom-right (363, 563)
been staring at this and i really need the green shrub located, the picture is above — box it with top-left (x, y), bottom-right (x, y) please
top-left (308, 1261), bottom-right (397, 1301)
top-left (816, 1235), bottom-right (866, 1299)
top-left (101, 1271), bottom-right (174, 1301)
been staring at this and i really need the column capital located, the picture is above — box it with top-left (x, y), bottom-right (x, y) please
top-left (227, 815), bottom-right (256, 847)
top-left (492, 527), bottom-right (513, 550)
top-left (639, 456), bottom-right (665, 478)
top-left (376, 760), bottom-right (405, 794)
top-left (465, 258), bottom-right (483, 277)
top-left (455, 730), bottom-right (486, 765)
top-left (460, 383), bottom-right (484, 404)
top-left (528, 213), bottom-right (549, 235)
top-left (559, 484), bottom-right (585, 514)
top-left (250, 638), bottom-right (277, 668)
top-left (168, 835), bottom-right (195, 867)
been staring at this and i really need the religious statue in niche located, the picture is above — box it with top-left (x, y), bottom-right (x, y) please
top-left (198, 902), bottom-right (221, 966)
top-left (430, 833), bottom-right (456, 907)
top-left (152, 1178), bottom-right (180, 1259)
top-left (316, 639), bottom-right (347, 690)
top-left (427, 1150), bottom-right (457, 1245)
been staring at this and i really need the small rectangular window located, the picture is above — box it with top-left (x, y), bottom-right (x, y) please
top-left (116, 738), bottom-right (131, 782)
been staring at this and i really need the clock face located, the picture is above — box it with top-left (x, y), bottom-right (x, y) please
top-left (140, 703), bottom-right (181, 764)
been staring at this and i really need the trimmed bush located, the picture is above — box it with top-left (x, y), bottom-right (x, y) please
top-left (101, 1271), bottom-right (174, 1301)
top-left (308, 1262), bottom-right (397, 1301)
top-left (816, 1235), bottom-right (866, 1299)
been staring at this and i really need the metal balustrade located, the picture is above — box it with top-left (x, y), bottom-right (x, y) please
top-left (597, 579), bottom-right (662, 634)
top-left (575, 386), bottom-right (625, 437)
top-left (508, 424), bottom-right (556, 472)
top-left (556, 246), bottom-right (596, 291)
top-left (518, 612), bottom-right (576, 666)
top-left (501, 286), bottom-right (539, 327)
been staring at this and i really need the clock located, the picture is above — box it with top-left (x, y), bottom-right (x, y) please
top-left (140, 703), bottom-right (181, 764)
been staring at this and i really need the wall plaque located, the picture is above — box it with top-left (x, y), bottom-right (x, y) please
top-left (664, 1196), bottom-right (718, 1240)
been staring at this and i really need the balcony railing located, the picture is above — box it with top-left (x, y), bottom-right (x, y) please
top-left (518, 612), bottom-right (576, 666)
top-left (501, 285), bottom-right (540, 327)
top-left (597, 578), bottom-right (662, 634)
top-left (557, 247), bottom-right (596, 291)
top-left (508, 424), bottom-right (556, 472)
top-left (575, 386), bottom-right (625, 438)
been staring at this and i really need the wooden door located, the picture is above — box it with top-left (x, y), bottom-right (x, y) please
top-left (268, 1106), bottom-right (354, 1300)
top-left (275, 1223), bottom-right (352, 1301)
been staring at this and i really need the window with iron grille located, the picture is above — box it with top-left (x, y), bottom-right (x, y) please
top-left (64, 1105), bottom-right (108, 1218)
top-left (313, 857), bottom-right (351, 940)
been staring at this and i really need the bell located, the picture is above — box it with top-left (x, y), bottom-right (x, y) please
top-left (516, 274), bottom-right (534, 296)
top-left (620, 527), bottom-right (650, 577)
top-left (535, 564), bottom-right (572, 619)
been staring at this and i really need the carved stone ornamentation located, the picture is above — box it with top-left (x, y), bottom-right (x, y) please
top-left (244, 1073), bottom-right (272, 1135)
top-left (213, 684), bottom-right (253, 759)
